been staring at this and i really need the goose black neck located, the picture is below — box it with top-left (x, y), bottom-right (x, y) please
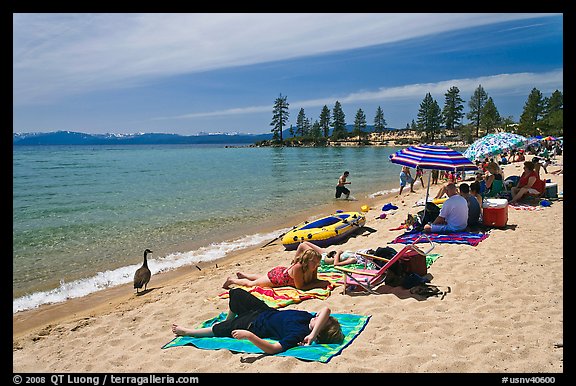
top-left (143, 251), bottom-right (149, 267)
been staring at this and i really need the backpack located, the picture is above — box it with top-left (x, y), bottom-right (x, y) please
top-left (372, 246), bottom-right (398, 268)
top-left (412, 202), bottom-right (441, 230)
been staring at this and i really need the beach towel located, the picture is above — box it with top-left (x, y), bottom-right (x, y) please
top-left (318, 261), bottom-right (373, 274)
top-left (218, 285), bottom-right (331, 308)
top-left (162, 312), bottom-right (371, 363)
top-left (391, 232), bottom-right (489, 246)
top-left (382, 203), bottom-right (399, 211)
top-left (218, 271), bottom-right (342, 308)
top-left (508, 202), bottom-right (544, 211)
top-left (425, 253), bottom-right (441, 267)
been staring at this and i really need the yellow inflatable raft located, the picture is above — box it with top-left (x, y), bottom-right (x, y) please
top-left (281, 211), bottom-right (366, 250)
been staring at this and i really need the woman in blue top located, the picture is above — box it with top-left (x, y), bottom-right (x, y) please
top-left (172, 288), bottom-right (344, 354)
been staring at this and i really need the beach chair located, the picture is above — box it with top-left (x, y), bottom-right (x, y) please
top-left (334, 234), bottom-right (435, 295)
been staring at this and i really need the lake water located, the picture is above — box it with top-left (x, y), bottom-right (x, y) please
top-left (13, 144), bottom-right (408, 313)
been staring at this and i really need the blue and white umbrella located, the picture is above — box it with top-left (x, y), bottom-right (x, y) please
top-left (463, 132), bottom-right (530, 162)
top-left (389, 144), bottom-right (477, 223)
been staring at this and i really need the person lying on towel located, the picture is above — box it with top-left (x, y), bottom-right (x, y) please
top-left (172, 288), bottom-right (344, 354)
top-left (423, 182), bottom-right (468, 234)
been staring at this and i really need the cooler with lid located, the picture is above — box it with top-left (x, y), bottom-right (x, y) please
top-left (482, 198), bottom-right (508, 227)
top-left (545, 182), bottom-right (558, 199)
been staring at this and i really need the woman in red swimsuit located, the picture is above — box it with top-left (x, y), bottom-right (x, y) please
top-left (510, 161), bottom-right (545, 203)
top-left (222, 246), bottom-right (330, 290)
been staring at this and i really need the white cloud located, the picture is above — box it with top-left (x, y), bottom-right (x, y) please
top-left (153, 69), bottom-right (563, 120)
top-left (13, 13), bottom-right (558, 104)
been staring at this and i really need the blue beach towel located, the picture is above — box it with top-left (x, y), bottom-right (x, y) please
top-left (382, 203), bottom-right (399, 211)
top-left (162, 312), bottom-right (370, 363)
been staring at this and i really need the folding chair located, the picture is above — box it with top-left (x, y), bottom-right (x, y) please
top-left (334, 234), bottom-right (435, 294)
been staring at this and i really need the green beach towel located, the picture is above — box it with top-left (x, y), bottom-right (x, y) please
top-left (426, 253), bottom-right (440, 267)
top-left (162, 312), bottom-right (370, 363)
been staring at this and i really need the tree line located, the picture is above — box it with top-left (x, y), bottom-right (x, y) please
top-left (267, 86), bottom-right (563, 146)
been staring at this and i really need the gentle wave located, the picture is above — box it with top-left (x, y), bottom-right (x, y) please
top-left (13, 228), bottom-right (287, 313)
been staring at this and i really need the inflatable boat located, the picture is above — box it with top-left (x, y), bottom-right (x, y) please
top-left (281, 211), bottom-right (366, 250)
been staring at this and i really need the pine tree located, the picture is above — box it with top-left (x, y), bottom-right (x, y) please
top-left (373, 106), bottom-right (386, 133)
top-left (331, 101), bottom-right (347, 140)
top-left (518, 88), bottom-right (545, 137)
top-left (480, 97), bottom-right (501, 134)
top-left (319, 105), bottom-right (331, 138)
top-left (270, 93), bottom-right (289, 143)
top-left (541, 90), bottom-right (563, 136)
top-left (310, 120), bottom-right (323, 141)
top-left (417, 93), bottom-right (442, 142)
top-left (352, 108), bottom-right (367, 144)
top-left (296, 108), bottom-right (308, 137)
top-left (442, 86), bottom-right (465, 132)
top-left (467, 85), bottom-right (488, 138)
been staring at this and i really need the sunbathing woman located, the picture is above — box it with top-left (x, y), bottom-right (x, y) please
top-left (223, 244), bottom-right (330, 290)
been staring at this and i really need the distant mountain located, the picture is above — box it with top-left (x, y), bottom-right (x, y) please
top-left (13, 131), bottom-right (273, 146)
top-left (13, 125), bottom-right (403, 146)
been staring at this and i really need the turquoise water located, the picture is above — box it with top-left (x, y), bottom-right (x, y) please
top-left (13, 144), bottom-right (405, 312)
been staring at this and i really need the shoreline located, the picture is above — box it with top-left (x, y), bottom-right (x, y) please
top-left (13, 158), bottom-right (563, 373)
top-left (12, 146), bottom-right (406, 314)
top-left (12, 180), bottom-right (415, 336)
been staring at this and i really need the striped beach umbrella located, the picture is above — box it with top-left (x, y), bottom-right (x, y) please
top-left (389, 144), bottom-right (478, 172)
top-left (389, 144), bottom-right (477, 225)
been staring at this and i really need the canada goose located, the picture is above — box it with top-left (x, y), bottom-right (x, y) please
top-left (134, 249), bottom-right (152, 293)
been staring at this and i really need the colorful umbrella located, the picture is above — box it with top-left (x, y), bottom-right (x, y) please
top-left (390, 144), bottom-right (478, 172)
top-left (389, 144), bottom-right (477, 224)
top-left (463, 132), bottom-right (530, 162)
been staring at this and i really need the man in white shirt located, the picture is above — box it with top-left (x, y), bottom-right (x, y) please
top-left (423, 182), bottom-right (468, 234)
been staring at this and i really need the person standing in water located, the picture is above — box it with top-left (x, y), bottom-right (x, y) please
top-left (335, 171), bottom-right (351, 199)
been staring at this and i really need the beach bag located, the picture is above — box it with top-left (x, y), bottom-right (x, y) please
top-left (415, 202), bottom-right (440, 227)
top-left (384, 261), bottom-right (406, 287)
top-left (399, 252), bottom-right (427, 276)
top-left (372, 246), bottom-right (398, 268)
top-left (385, 254), bottom-right (428, 287)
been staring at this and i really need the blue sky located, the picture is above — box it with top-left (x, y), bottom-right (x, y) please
top-left (13, 13), bottom-right (563, 135)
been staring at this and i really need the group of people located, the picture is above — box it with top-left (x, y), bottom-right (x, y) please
top-left (424, 181), bottom-right (481, 234)
top-left (398, 166), bottom-right (425, 195)
top-left (174, 240), bottom-right (346, 353)
top-left (174, 157), bottom-right (552, 353)
top-left (423, 157), bottom-right (549, 233)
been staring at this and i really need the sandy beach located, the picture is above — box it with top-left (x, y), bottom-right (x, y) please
top-left (13, 158), bottom-right (564, 374)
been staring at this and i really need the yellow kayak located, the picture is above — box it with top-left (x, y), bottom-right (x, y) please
top-left (281, 211), bottom-right (366, 250)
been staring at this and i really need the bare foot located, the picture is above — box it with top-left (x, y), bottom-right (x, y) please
top-left (222, 277), bottom-right (234, 289)
top-left (236, 272), bottom-right (248, 279)
top-left (172, 324), bottom-right (188, 336)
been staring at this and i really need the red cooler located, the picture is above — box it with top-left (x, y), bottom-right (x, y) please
top-left (482, 198), bottom-right (508, 227)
